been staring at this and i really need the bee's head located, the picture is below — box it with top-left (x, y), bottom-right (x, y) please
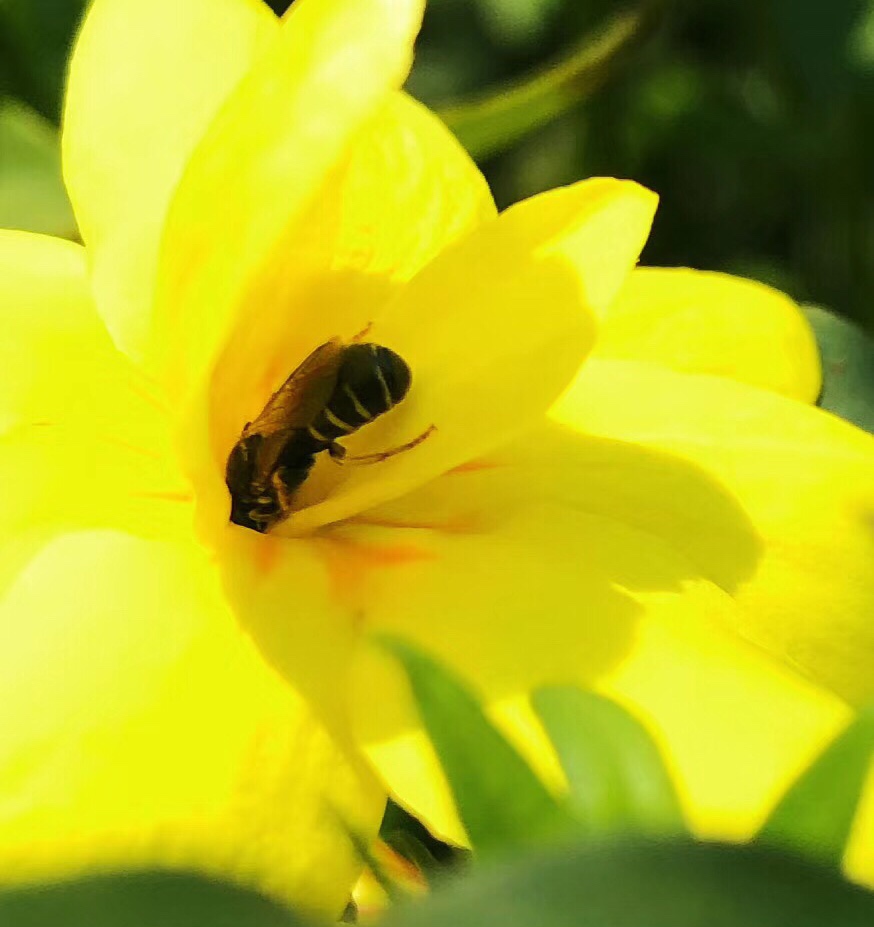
top-left (229, 492), bottom-right (278, 533)
top-left (226, 433), bottom-right (277, 532)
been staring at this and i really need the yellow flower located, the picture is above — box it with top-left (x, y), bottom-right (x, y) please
top-left (3, 0), bottom-right (874, 910)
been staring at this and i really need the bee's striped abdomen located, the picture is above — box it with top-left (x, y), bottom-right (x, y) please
top-left (307, 342), bottom-right (411, 444)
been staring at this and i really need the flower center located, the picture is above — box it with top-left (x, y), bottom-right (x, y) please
top-left (224, 337), bottom-right (428, 533)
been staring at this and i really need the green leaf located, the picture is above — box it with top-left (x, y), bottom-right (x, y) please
top-left (803, 304), bottom-right (874, 434)
top-left (0, 871), bottom-right (311, 927)
top-left (0, 100), bottom-right (77, 238)
top-left (438, 9), bottom-right (648, 160)
top-left (377, 636), bottom-right (579, 857)
top-left (755, 706), bottom-right (874, 867)
top-left (0, 0), bottom-right (88, 120)
top-left (379, 838), bottom-right (874, 927)
top-left (532, 687), bottom-right (685, 835)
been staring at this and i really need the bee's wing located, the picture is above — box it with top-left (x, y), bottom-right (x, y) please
top-left (244, 338), bottom-right (346, 438)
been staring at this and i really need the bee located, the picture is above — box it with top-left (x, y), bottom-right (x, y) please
top-left (225, 338), bottom-right (433, 533)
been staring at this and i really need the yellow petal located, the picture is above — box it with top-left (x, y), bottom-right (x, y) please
top-left (341, 432), bottom-right (849, 848)
top-left (593, 268), bottom-right (821, 401)
top-left (0, 231), bottom-right (192, 581)
top-left (154, 0), bottom-right (426, 391)
top-left (598, 600), bottom-right (848, 843)
top-left (210, 184), bottom-right (656, 676)
top-left (215, 412), bottom-right (858, 861)
top-left (363, 616), bottom-right (849, 850)
top-left (275, 178), bottom-right (657, 536)
top-left (219, 480), bottom-right (672, 802)
top-left (195, 92), bottom-right (495, 524)
top-left (0, 231), bottom-right (157, 436)
top-left (552, 359), bottom-right (874, 706)
top-left (0, 424), bottom-right (191, 593)
top-left (0, 530), bottom-right (383, 913)
top-left (368, 622), bottom-right (874, 897)
top-left (218, 415), bottom-right (744, 745)
top-left (62, 0), bottom-right (278, 364)
top-left (339, 430), bottom-right (851, 849)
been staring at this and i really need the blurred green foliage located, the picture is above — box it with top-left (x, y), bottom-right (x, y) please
top-left (0, 100), bottom-right (76, 236)
top-left (409, 0), bottom-right (874, 329)
top-left (377, 636), bottom-right (582, 857)
top-left (8, 644), bottom-right (874, 926)
top-left (9, 840), bottom-right (874, 927)
top-left (378, 840), bottom-right (874, 927)
top-left (383, 639), bottom-right (874, 875)
top-left (531, 686), bottom-right (684, 835)
top-left (0, 871), bottom-right (306, 927)
top-left (4, 0), bottom-right (874, 330)
top-left (755, 705), bottom-right (874, 868)
top-left (802, 304), bottom-right (874, 432)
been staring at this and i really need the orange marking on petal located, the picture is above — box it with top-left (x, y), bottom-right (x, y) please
top-left (446, 458), bottom-right (503, 475)
top-left (313, 534), bottom-right (435, 611)
top-left (254, 534), bottom-right (284, 577)
top-left (132, 489), bottom-right (195, 503)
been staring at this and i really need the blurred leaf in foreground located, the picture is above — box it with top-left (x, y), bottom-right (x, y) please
top-left (532, 686), bottom-right (685, 836)
top-left (379, 839), bottom-right (874, 927)
top-left (0, 871), bottom-right (309, 927)
top-left (0, 101), bottom-right (76, 238)
top-left (803, 305), bottom-right (874, 434)
top-left (377, 636), bottom-right (580, 857)
top-left (380, 800), bottom-right (465, 877)
top-left (438, 8), bottom-right (650, 160)
top-left (755, 706), bottom-right (874, 867)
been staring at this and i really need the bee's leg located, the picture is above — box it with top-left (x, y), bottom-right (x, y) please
top-left (350, 322), bottom-right (373, 343)
top-left (269, 469), bottom-right (296, 523)
top-left (335, 425), bottom-right (436, 466)
top-left (327, 442), bottom-right (347, 461)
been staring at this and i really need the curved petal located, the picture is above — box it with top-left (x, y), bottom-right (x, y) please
top-left (217, 415), bottom-right (753, 738)
top-left (0, 231), bottom-right (162, 438)
top-left (201, 93), bottom-right (495, 502)
top-left (363, 616), bottom-right (850, 851)
top-left (597, 607), bottom-right (848, 844)
top-left (62, 0), bottom-right (278, 363)
top-left (342, 429), bottom-right (854, 852)
top-left (269, 178), bottom-right (657, 536)
top-left (593, 268), bottom-right (821, 402)
top-left (0, 530), bottom-right (384, 913)
top-left (216, 415), bottom-right (865, 868)
top-left (154, 0), bottom-right (426, 392)
top-left (0, 231), bottom-right (192, 586)
top-left (551, 360), bottom-right (874, 706)
top-left (0, 424), bottom-right (191, 593)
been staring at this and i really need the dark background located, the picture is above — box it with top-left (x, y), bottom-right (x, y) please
top-left (3, 0), bottom-right (874, 327)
